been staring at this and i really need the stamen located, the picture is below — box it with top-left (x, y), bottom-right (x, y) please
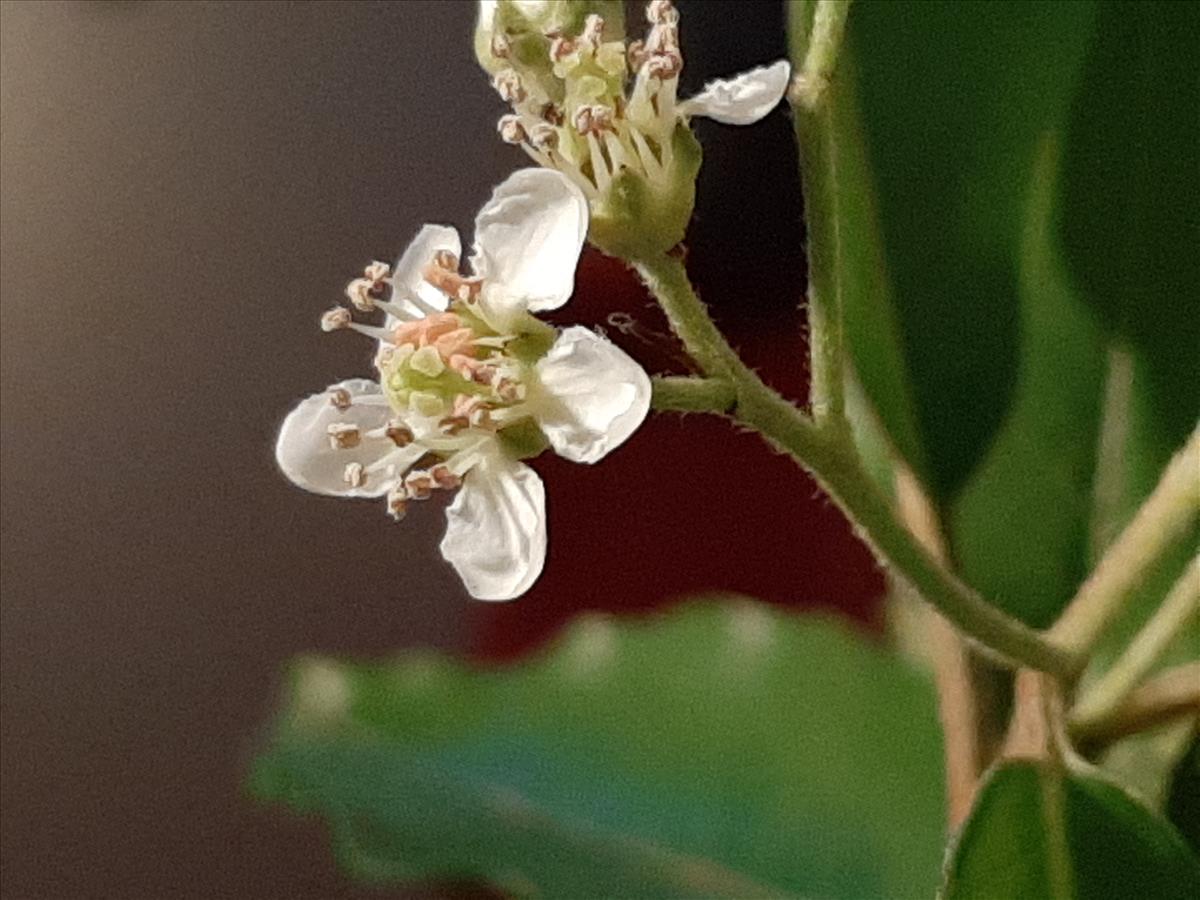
top-left (550, 36), bottom-right (576, 62)
top-left (431, 464), bottom-right (462, 491)
top-left (586, 132), bottom-right (612, 191)
top-left (320, 307), bottom-right (352, 332)
top-left (343, 461), bottom-right (367, 488)
top-left (581, 14), bottom-right (604, 49)
top-left (404, 470), bottom-right (435, 500)
top-left (528, 123), bottom-right (559, 151)
top-left (385, 419), bottom-right (415, 447)
top-left (328, 388), bottom-right (352, 410)
top-left (327, 422), bottom-right (361, 450)
top-left (492, 69), bottom-right (526, 105)
top-left (433, 250), bottom-right (459, 271)
top-left (647, 0), bottom-right (679, 26)
top-left (498, 114), bottom-right (528, 145)
top-left (627, 39), bottom-right (647, 71)
top-left (386, 484), bottom-right (408, 521)
top-left (490, 31), bottom-right (510, 60)
top-left (540, 103), bottom-right (564, 126)
top-left (646, 51), bottom-right (682, 81)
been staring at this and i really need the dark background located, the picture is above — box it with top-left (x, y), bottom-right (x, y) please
top-left (0, 2), bottom-right (880, 897)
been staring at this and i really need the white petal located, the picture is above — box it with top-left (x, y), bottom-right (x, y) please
top-left (534, 326), bottom-right (651, 464)
top-left (391, 224), bottom-right (461, 317)
top-left (439, 451), bottom-right (547, 601)
top-left (471, 168), bottom-right (588, 327)
top-left (276, 379), bottom-right (419, 498)
top-left (678, 60), bottom-right (791, 125)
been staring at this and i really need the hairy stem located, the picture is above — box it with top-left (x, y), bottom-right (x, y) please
top-left (1049, 426), bottom-right (1200, 666)
top-left (791, 0), bottom-right (852, 422)
top-left (1070, 662), bottom-right (1200, 749)
top-left (634, 252), bottom-right (1075, 677)
top-left (1070, 559), bottom-right (1199, 731)
top-left (650, 376), bottom-right (736, 414)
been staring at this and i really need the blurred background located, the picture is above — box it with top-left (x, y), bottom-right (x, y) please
top-left (0, 1), bottom-right (881, 896)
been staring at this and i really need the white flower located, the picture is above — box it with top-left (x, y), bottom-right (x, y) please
top-left (276, 169), bottom-right (650, 601)
top-left (483, 0), bottom-right (790, 201)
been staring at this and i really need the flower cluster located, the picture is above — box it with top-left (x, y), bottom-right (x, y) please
top-left (477, 0), bottom-right (790, 256)
top-left (276, 169), bottom-right (650, 600)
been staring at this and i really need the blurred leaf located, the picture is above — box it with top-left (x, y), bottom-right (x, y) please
top-left (1056, 1), bottom-right (1200, 515)
top-left (942, 761), bottom-right (1200, 899)
top-left (253, 602), bottom-right (946, 898)
top-left (1167, 731), bottom-right (1200, 854)
top-left (794, 2), bottom-right (1112, 628)
top-left (838, 0), bottom-right (1100, 504)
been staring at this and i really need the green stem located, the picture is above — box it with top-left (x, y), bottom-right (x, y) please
top-left (1048, 426), bottom-right (1200, 665)
top-left (792, 0), bottom-right (852, 422)
top-left (651, 376), bottom-right (736, 414)
top-left (1070, 558), bottom-right (1199, 731)
top-left (633, 252), bottom-right (1075, 677)
top-left (1070, 662), bottom-right (1200, 749)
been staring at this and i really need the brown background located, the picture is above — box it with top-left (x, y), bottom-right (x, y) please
top-left (0, 2), bottom-right (879, 897)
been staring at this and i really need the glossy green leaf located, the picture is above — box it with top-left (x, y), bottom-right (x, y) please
top-left (1056, 1), bottom-right (1200, 512)
top-left (942, 761), bottom-right (1200, 899)
top-left (1167, 731), bottom-right (1200, 854)
top-left (792, 3), bottom-right (1112, 628)
top-left (252, 602), bottom-right (946, 898)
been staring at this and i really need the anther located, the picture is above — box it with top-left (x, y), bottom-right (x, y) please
top-left (433, 249), bottom-right (459, 271)
top-left (320, 306), bottom-right (352, 332)
top-left (646, 0), bottom-right (679, 26)
top-left (343, 461), bottom-right (367, 488)
top-left (386, 484), bottom-right (408, 520)
top-left (494, 377), bottom-right (525, 403)
top-left (574, 104), bottom-right (614, 135)
top-left (645, 51), bottom-right (682, 80)
top-left (581, 14), bottom-right (604, 48)
top-left (490, 31), bottom-right (510, 60)
top-left (327, 422), bottom-right (361, 450)
top-left (528, 123), bottom-right (559, 150)
top-left (498, 114), bottom-right (527, 145)
top-left (363, 260), bottom-right (390, 284)
top-left (493, 69), bottom-right (526, 105)
top-left (540, 103), bottom-right (564, 126)
top-left (328, 388), bottom-right (352, 410)
top-left (385, 419), bottom-right (414, 447)
top-left (550, 36), bottom-right (576, 62)
top-left (627, 39), bottom-right (647, 70)
top-left (431, 464), bottom-right (462, 491)
top-left (404, 470), bottom-right (435, 500)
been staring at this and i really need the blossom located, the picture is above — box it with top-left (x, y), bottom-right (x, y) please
top-left (276, 169), bottom-right (651, 600)
top-left (478, 0), bottom-right (790, 255)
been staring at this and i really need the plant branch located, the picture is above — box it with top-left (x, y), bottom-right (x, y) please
top-left (651, 376), bottom-right (736, 414)
top-left (1070, 559), bottom-right (1199, 731)
top-left (791, 0), bottom-right (852, 423)
top-left (1049, 426), bottom-right (1200, 667)
top-left (1069, 662), bottom-right (1200, 749)
top-left (632, 252), bottom-right (1075, 677)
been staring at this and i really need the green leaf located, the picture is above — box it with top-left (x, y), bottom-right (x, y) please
top-left (1167, 731), bottom-right (1200, 854)
top-left (942, 761), bottom-right (1200, 899)
top-left (838, 0), bottom-right (1101, 504)
top-left (1056, 2), bottom-right (1200, 514)
top-left (252, 602), bottom-right (946, 898)
top-left (792, 3), bottom-right (1112, 628)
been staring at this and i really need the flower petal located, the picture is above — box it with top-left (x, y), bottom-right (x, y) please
top-left (678, 60), bottom-right (791, 125)
top-left (471, 168), bottom-right (588, 327)
top-left (276, 379), bottom-right (420, 498)
top-left (439, 450), bottom-right (547, 601)
top-left (392, 224), bottom-right (461, 317)
top-left (534, 326), bottom-right (651, 464)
